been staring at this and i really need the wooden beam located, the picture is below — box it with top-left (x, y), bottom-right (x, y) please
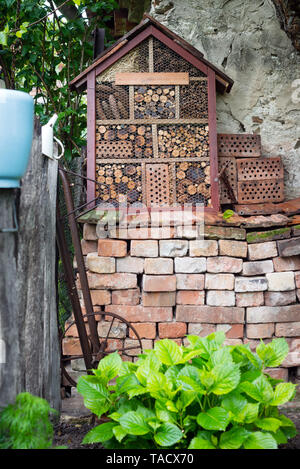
top-left (115, 72), bottom-right (189, 85)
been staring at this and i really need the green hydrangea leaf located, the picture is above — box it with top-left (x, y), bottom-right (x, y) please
top-left (219, 427), bottom-right (250, 449)
top-left (243, 431), bottom-right (277, 449)
top-left (82, 422), bottom-right (116, 444)
top-left (270, 382), bottom-right (296, 406)
top-left (154, 339), bottom-right (183, 366)
top-left (119, 411), bottom-right (150, 436)
top-left (197, 407), bottom-right (230, 431)
top-left (154, 423), bottom-right (183, 447)
top-left (210, 363), bottom-right (241, 395)
top-left (97, 351), bottom-right (122, 382)
top-left (255, 417), bottom-right (282, 432)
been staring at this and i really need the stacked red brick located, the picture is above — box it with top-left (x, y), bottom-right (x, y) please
top-left (63, 221), bottom-right (300, 381)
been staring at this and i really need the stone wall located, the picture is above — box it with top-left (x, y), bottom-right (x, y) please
top-left (63, 211), bottom-right (300, 381)
top-left (150, 0), bottom-right (300, 199)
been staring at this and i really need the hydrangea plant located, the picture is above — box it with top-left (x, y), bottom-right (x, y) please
top-left (78, 333), bottom-right (297, 449)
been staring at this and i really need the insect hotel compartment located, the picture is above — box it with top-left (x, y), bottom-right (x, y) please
top-left (93, 35), bottom-right (216, 208)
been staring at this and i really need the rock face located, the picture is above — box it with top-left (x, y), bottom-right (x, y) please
top-left (150, 0), bottom-right (300, 199)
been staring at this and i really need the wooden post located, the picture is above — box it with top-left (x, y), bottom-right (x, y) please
top-left (0, 119), bottom-right (60, 411)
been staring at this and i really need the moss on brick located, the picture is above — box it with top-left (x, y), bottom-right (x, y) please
top-left (246, 227), bottom-right (291, 243)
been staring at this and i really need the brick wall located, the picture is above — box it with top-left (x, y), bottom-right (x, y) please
top-left (63, 215), bottom-right (300, 381)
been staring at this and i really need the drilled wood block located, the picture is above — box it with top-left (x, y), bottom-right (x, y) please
top-left (96, 141), bottom-right (133, 158)
top-left (237, 179), bottom-right (284, 204)
top-left (237, 157), bottom-right (283, 181)
top-left (146, 164), bottom-right (170, 206)
top-left (218, 134), bottom-right (261, 158)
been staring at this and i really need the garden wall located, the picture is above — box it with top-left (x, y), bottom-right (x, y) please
top-left (62, 210), bottom-right (300, 381)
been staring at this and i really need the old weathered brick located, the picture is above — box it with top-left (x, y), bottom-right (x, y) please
top-left (81, 239), bottom-right (97, 255)
top-left (189, 240), bottom-right (218, 257)
top-left (111, 289), bottom-right (140, 305)
top-left (275, 322), bottom-right (300, 337)
top-left (98, 239), bottom-right (127, 257)
top-left (143, 275), bottom-right (176, 292)
top-left (142, 291), bottom-right (176, 307)
top-left (128, 323), bottom-right (156, 339)
top-left (174, 257), bottom-right (206, 273)
top-left (265, 368), bottom-right (288, 381)
top-left (131, 240), bottom-right (158, 257)
top-left (207, 257), bottom-right (243, 273)
top-left (246, 228), bottom-right (291, 244)
top-left (273, 256), bottom-right (300, 272)
top-left (124, 339), bottom-right (152, 355)
top-left (247, 305), bottom-right (300, 323)
top-left (86, 253), bottom-right (115, 274)
top-left (219, 240), bottom-right (247, 258)
top-left (98, 320), bottom-right (127, 339)
top-left (246, 323), bottom-right (275, 339)
top-left (235, 276), bottom-right (268, 292)
top-left (87, 272), bottom-right (137, 290)
top-left (176, 274), bottom-right (204, 290)
top-left (83, 223), bottom-right (97, 241)
top-left (187, 323), bottom-right (216, 336)
top-left (277, 237), bottom-right (300, 257)
top-left (116, 256), bottom-right (144, 273)
top-left (159, 240), bottom-right (188, 257)
top-left (112, 227), bottom-right (175, 240)
top-left (204, 225), bottom-right (246, 240)
top-left (175, 225), bottom-right (198, 239)
top-left (158, 322), bottom-right (187, 339)
top-left (105, 305), bottom-right (173, 322)
top-left (266, 272), bottom-right (295, 291)
top-left (90, 289), bottom-right (111, 306)
top-left (205, 273), bottom-right (234, 290)
top-left (282, 338), bottom-right (300, 367)
top-left (224, 339), bottom-right (243, 346)
top-left (176, 290), bottom-right (205, 305)
top-left (104, 339), bottom-right (123, 353)
top-left (236, 292), bottom-right (264, 307)
top-left (144, 257), bottom-right (173, 275)
top-left (216, 324), bottom-right (244, 338)
top-left (264, 290), bottom-right (296, 306)
top-left (248, 241), bottom-right (278, 260)
top-left (206, 290), bottom-right (235, 306)
top-left (176, 305), bottom-right (244, 323)
top-left (62, 338), bottom-right (82, 355)
top-left (295, 271), bottom-right (300, 288)
top-left (242, 260), bottom-right (274, 276)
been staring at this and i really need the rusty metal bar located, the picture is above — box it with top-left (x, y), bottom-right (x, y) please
top-left (56, 205), bottom-right (94, 374)
top-left (59, 167), bottom-right (100, 353)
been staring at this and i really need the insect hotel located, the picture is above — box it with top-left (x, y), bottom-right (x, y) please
top-left (65, 15), bottom-right (300, 380)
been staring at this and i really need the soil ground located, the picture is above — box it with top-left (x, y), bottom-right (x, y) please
top-left (53, 387), bottom-right (300, 450)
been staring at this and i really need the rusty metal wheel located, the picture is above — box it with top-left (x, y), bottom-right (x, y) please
top-left (61, 311), bottom-right (143, 387)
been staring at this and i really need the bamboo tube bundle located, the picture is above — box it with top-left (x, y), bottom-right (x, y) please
top-left (95, 83), bottom-right (130, 120)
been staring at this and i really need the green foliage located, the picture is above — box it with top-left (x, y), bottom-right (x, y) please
top-left (222, 209), bottom-right (235, 220)
top-left (0, 0), bottom-right (118, 160)
top-left (77, 335), bottom-right (297, 449)
top-left (0, 392), bottom-right (61, 449)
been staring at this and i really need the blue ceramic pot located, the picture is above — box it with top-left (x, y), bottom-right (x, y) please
top-left (0, 89), bottom-right (34, 188)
